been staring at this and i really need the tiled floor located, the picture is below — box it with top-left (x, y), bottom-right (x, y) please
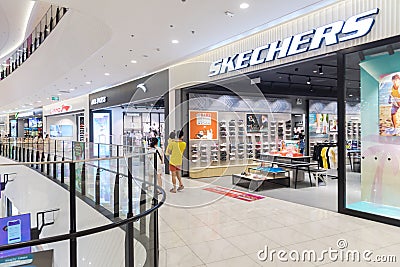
top-left (158, 177), bottom-right (400, 267)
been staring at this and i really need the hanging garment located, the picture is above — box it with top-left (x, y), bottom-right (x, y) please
top-left (320, 147), bottom-right (329, 169)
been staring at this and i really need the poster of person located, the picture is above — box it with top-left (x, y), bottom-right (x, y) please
top-left (246, 114), bottom-right (260, 132)
top-left (309, 113), bottom-right (329, 137)
top-left (379, 72), bottom-right (400, 136)
top-left (189, 111), bottom-right (218, 140)
top-left (329, 119), bottom-right (338, 132)
top-left (258, 114), bottom-right (269, 132)
top-left (72, 141), bottom-right (85, 193)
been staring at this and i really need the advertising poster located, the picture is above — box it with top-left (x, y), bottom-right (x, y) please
top-left (73, 141), bottom-right (85, 193)
top-left (246, 114), bottom-right (268, 133)
top-left (10, 120), bottom-right (17, 137)
top-left (329, 119), bottom-right (338, 132)
top-left (0, 214), bottom-right (31, 259)
top-left (189, 111), bottom-right (218, 140)
top-left (379, 72), bottom-right (400, 136)
top-left (92, 112), bottom-right (111, 157)
top-left (309, 113), bottom-right (329, 138)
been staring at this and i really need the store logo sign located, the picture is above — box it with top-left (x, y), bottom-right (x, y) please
top-left (91, 96), bottom-right (107, 105)
top-left (50, 104), bottom-right (71, 114)
top-left (209, 8), bottom-right (379, 77)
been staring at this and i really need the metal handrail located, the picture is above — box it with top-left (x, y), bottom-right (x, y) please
top-left (0, 186), bottom-right (165, 251)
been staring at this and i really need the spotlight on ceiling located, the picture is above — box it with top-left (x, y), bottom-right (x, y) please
top-left (137, 83), bottom-right (147, 92)
top-left (387, 45), bottom-right (395, 55)
top-left (306, 77), bottom-right (311, 85)
top-left (225, 11), bottom-right (234, 17)
top-left (318, 65), bottom-right (323, 75)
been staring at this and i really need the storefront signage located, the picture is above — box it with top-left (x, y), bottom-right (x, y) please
top-left (18, 111), bottom-right (34, 117)
top-left (209, 8), bottom-right (379, 77)
top-left (91, 96), bottom-right (107, 106)
top-left (51, 96), bottom-right (60, 101)
top-left (50, 104), bottom-right (71, 115)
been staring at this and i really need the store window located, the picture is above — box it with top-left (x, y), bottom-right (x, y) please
top-left (344, 41), bottom-right (400, 220)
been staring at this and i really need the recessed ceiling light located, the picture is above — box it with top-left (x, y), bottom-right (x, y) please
top-left (171, 40), bottom-right (179, 44)
top-left (104, 72), bottom-right (110, 76)
top-left (69, 88), bottom-right (75, 91)
top-left (349, 94), bottom-right (353, 97)
top-left (85, 81), bottom-right (92, 85)
top-left (37, 100), bottom-right (42, 103)
top-left (240, 3), bottom-right (249, 9)
top-left (130, 60), bottom-right (137, 64)
top-left (46, 97), bottom-right (50, 100)
top-left (57, 93), bottom-right (62, 96)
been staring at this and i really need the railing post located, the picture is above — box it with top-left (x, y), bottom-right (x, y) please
top-left (47, 153), bottom-right (51, 176)
top-left (81, 163), bottom-right (86, 196)
top-left (30, 140), bottom-right (34, 167)
top-left (36, 149), bottom-right (39, 169)
top-left (61, 158), bottom-right (65, 184)
top-left (61, 141), bottom-right (65, 183)
top-left (69, 162), bottom-right (77, 267)
top-left (114, 145), bottom-right (120, 218)
top-left (41, 148), bottom-right (45, 173)
top-left (126, 156), bottom-right (134, 267)
top-left (18, 144), bottom-right (22, 162)
top-left (95, 167), bottom-right (100, 205)
top-left (151, 152), bottom-right (159, 267)
top-left (22, 142), bottom-right (25, 162)
top-left (53, 140), bottom-right (57, 179)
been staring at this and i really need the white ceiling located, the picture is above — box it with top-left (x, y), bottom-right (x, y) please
top-left (0, 0), bottom-right (36, 60)
top-left (0, 0), bottom-right (339, 113)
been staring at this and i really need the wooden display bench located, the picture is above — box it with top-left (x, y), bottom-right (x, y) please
top-left (190, 163), bottom-right (258, 179)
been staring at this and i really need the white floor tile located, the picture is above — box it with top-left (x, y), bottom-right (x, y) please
top-left (227, 232), bottom-right (280, 255)
top-left (209, 221), bottom-right (255, 238)
top-left (175, 225), bottom-right (223, 245)
top-left (159, 231), bottom-right (186, 249)
top-left (238, 216), bottom-right (288, 232)
top-left (194, 210), bottom-right (234, 225)
top-left (290, 221), bottom-right (341, 239)
top-left (159, 245), bottom-right (204, 267)
top-left (189, 239), bottom-right (244, 264)
top-left (205, 255), bottom-right (260, 267)
top-left (260, 227), bottom-right (314, 246)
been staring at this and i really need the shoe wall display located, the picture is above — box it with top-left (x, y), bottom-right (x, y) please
top-left (189, 111), bottom-right (292, 175)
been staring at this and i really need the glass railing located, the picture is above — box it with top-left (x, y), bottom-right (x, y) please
top-left (0, 139), bottom-right (164, 266)
top-left (0, 5), bottom-right (67, 80)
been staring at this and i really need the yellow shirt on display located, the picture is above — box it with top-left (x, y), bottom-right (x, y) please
top-left (167, 140), bottom-right (186, 166)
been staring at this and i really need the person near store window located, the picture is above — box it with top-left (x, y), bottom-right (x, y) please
top-left (388, 74), bottom-right (400, 131)
top-left (166, 130), bottom-right (186, 193)
top-left (148, 137), bottom-right (164, 194)
top-left (44, 134), bottom-right (50, 153)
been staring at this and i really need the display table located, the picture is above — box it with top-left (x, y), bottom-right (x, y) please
top-left (253, 158), bottom-right (317, 189)
top-left (232, 173), bottom-right (290, 191)
top-left (260, 153), bottom-right (312, 163)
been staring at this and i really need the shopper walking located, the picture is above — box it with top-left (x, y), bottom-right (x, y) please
top-left (166, 130), bottom-right (186, 193)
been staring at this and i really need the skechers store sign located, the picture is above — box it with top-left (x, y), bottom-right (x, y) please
top-left (209, 8), bottom-right (379, 77)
